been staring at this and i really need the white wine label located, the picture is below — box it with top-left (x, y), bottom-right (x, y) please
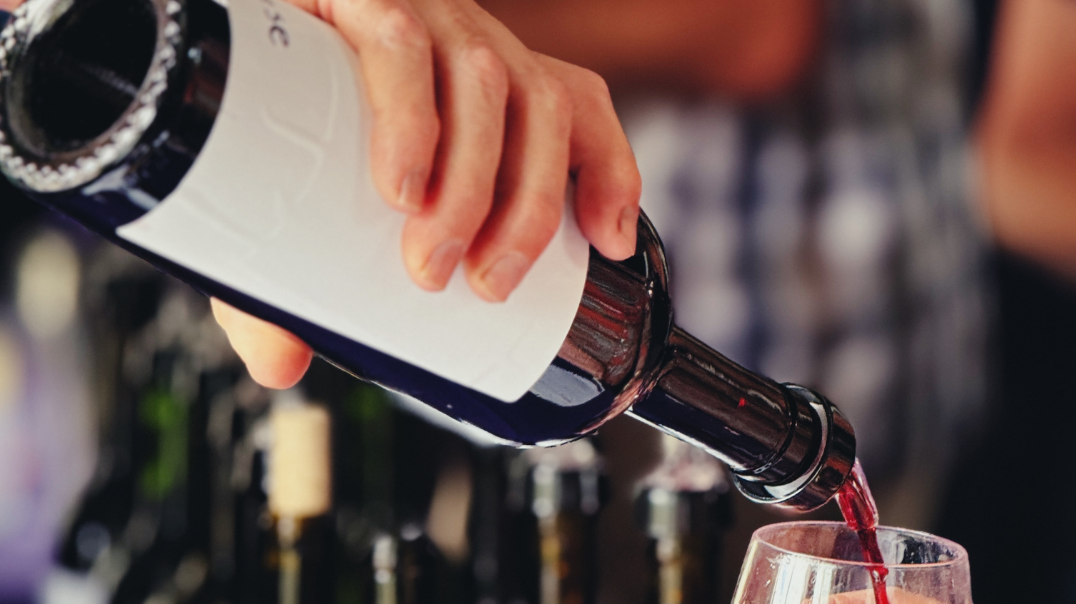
top-left (117, 0), bottom-right (590, 402)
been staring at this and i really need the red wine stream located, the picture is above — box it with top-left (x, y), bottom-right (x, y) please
top-left (835, 460), bottom-right (889, 604)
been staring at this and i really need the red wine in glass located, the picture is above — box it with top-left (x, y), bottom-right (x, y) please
top-left (835, 460), bottom-right (890, 604)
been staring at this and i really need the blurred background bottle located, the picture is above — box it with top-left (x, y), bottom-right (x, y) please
top-left (263, 398), bottom-right (334, 604)
top-left (525, 440), bottom-right (604, 604)
top-left (0, 228), bottom-right (94, 602)
top-left (635, 436), bottom-right (731, 604)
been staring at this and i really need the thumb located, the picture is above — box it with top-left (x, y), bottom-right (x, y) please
top-left (210, 299), bottom-right (314, 389)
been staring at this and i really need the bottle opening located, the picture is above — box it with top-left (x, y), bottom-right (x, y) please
top-left (7, 0), bottom-right (158, 155)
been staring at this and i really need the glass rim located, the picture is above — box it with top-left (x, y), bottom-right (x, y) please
top-left (752, 521), bottom-right (970, 570)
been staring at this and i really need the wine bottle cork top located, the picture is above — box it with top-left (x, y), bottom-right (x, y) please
top-left (269, 401), bottom-right (331, 518)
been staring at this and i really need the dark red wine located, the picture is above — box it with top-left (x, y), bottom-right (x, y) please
top-left (835, 460), bottom-right (889, 604)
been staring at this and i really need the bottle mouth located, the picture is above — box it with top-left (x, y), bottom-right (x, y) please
top-left (731, 386), bottom-right (856, 512)
top-left (0, 0), bottom-right (184, 192)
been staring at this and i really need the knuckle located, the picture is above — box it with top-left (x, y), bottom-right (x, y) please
top-left (373, 6), bottom-right (430, 52)
top-left (523, 192), bottom-right (564, 245)
top-left (459, 43), bottom-right (510, 100)
top-left (580, 68), bottom-right (613, 103)
top-left (529, 73), bottom-right (572, 122)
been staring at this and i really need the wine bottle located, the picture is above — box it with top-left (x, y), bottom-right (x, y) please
top-left (38, 247), bottom-right (159, 604)
top-left (231, 393), bottom-right (274, 604)
top-left (527, 440), bottom-right (605, 604)
top-left (636, 436), bottom-right (732, 604)
top-left (171, 294), bottom-right (258, 604)
top-left (112, 284), bottom-right (243, 604)
top-left (0, 0), bottom-right (854, 511)
top-left (52, 252), bottom-right (165, 585)
top-left (47, 264), bottom-right (242, 604)
top-left (264, 397), bottom-right (335, 604)
top-left (329, 378), bottom-right (395, 604)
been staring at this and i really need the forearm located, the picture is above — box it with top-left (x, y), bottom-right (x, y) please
top-left (978, 0), bottom-right (1076, 280)
top-left (478, 0), bottom-right (822, 100)
top-left (980, 135), bottom-right (1076, 280)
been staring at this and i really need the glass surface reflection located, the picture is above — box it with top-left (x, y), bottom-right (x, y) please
top-left (733, 522), bottom-right (972, 604)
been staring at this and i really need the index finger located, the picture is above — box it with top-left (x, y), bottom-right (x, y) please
top-left (286, 0), bottom-right (441, 214)
top-left (536, 55), bottom-right (641, 262)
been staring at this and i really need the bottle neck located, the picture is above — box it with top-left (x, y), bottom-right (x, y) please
top-left (555, 215), bottom-right (855, 511)
top-left (630, 326), bottom-right (856, 512)
top-left (637, 327), bottom-right (805, 476)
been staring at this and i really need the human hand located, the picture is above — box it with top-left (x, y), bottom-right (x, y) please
top-left (0, 0), bottom-right (640, 388)
top-left (213, 0), bottom-right (642, 387)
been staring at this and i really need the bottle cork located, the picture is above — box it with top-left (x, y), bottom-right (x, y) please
top-left (269, 401), bottom-right (332, 518)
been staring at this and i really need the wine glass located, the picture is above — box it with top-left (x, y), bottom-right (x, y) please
top-left (733, 521), bottom-right (972, 604)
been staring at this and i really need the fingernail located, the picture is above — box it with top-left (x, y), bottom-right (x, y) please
top-left (396, 170), bottom-right (426, 213)
top-left (618, 205), bottom-right (639, 238)
top-left (480, 252), bottom-right (530, 302)
top-left (419, 240), bottom-right (465, 290)
top-left (618, 205), bottom-right (639, 253)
